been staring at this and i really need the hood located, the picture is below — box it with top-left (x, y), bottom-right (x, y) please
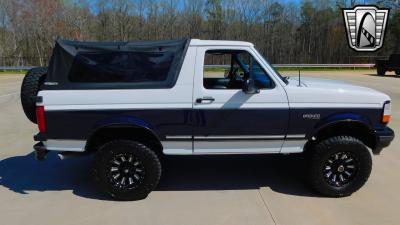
top-left (291, 77), bottom-right (376, 91)
top-left (285, 77), bottom-right (390, 106)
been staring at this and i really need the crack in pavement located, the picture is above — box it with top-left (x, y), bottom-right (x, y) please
top-left (0, 92), bottom-right (18, 98)
top-left (258, 189), bottom-right (278, 225)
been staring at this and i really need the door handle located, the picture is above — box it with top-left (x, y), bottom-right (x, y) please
top-left (196, 97), bottom-right (215, 104)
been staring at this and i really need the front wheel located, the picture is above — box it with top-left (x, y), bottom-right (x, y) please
top-left (94, 140), bottom-right (162, 200)
top-left (377, 67), bottom-right (386, 76)
top-left (308, 136), bottom-right (372, 197)
top-left (395, 69), bottom-right (400, 76)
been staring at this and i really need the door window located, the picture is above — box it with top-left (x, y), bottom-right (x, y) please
top-left (203, 50), bottom-right (274, 90)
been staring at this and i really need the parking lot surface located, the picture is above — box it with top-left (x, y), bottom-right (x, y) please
top-left (0, 70), bottom-right (399, 225)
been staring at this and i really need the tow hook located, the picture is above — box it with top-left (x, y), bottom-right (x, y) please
top-left (34, 142), bottom-right (48, 161)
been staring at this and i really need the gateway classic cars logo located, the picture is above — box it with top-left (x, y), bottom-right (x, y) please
top-left (343, 5), bottom-right (389, 52)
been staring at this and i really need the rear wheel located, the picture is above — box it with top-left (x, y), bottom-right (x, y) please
top-left (308, 136), bottom-right (372, 197)
top-left (94, 140), bottom-right (161, 200)
top-left (20, 67), bottom-right (47, 123)
top-left (395, 70), bottom-right (400, 76)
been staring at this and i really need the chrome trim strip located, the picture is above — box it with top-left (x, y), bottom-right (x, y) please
top-left (161, 139), bottom-right (309, 155)
top-left (194, 140), bottom-right (283, 154)
top-left (165, 135), bottom-right (192, 140)
top-left (194, 135), bottom-right (285, 140)
top-left (280, 139), bottom-right (308, 153)
top-left (286, 134), bottom-right (306, 139)
top-left (161, 141), bottom-right (193, 155)
top-left (193, 151), bottom-right (280, 155)
top-left (165, 135), bottom-right (306, 141)
top-left (44, 139), bottom-right (86, 152)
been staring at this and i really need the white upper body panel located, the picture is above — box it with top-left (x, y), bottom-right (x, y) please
top-left (284, 77), bottom-right (390, 108)
top-left (39, 45), bottom-right (198, 110)
top-left (189, 39), bottom-right (253, 47)
top-left (38, 39), bottom-right (390, 110)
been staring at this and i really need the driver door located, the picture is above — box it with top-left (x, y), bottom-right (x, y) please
top-left (192, 46), bottom-right (289, 154)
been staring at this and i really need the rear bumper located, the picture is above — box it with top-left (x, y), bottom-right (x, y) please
top-left (373, 127), bottom-right (395, 155)
top-left (33, 133), bottom-right (86, 155)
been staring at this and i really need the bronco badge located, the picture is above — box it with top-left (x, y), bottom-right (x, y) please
top-left (303, 114), bottom-right (321, 120)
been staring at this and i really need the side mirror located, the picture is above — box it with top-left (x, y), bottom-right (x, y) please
top-left (242, 78), bottom-right (260, 94)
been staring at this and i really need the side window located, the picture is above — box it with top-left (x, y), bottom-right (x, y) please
top-left (68, 51), bottom-right (174, 83)
top-left (203, 50), bottom-right (274, 90)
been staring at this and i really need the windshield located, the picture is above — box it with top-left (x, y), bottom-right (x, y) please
top-left (253, 48), bottom-right (288, 85)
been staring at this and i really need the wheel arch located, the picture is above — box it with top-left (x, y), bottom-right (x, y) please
top-left (85, 116), bottom-right (163, 154)
top-left (305, 117), bottom-right (377, 152)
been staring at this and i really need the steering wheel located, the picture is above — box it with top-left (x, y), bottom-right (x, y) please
top-left (227, 67), bottom-right (240, 88)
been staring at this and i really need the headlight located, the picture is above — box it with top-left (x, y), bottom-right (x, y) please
top-left (382, 101), bottom-right (391, 124)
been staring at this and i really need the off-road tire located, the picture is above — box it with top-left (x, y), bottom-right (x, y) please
top-left (377, 67), bottom-right (386, 76)
top-left (395, 70), bottom-right (400, 76)
top-left (308, 136), bottom-right (372, 197)
top-left (94, 140), bottom-right (161, 201)
top-left (20, 67), bottom-right (47, 123)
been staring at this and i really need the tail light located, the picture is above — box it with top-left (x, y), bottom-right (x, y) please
top-left (382, 102), bottom-right (391, 124)
top-left (36, 105), bottom-right (46, 132)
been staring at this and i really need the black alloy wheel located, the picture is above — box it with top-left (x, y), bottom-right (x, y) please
top-left (323, 151), bottom-right (359, 187)
top-left (94, 140), bottom-right (161, 200)
top-left (308, 136), bottom-right (372, 197)
top-left (107, 153), bottom-right (146, 191)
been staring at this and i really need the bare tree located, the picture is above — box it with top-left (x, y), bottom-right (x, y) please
top-left (0, 0), bottom-right (399, 66)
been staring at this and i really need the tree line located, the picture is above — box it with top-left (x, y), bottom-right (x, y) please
top-left (0, 0), bottom-right (399, 66)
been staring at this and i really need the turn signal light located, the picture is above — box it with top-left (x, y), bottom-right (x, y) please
top-left (382, 102), bottom-right (391, 124)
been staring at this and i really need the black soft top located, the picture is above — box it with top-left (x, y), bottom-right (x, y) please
top-left (46, 38), bottom-right (190, 90)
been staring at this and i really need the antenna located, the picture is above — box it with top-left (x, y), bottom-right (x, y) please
top-left (298, 69), bottom-right (301, 86)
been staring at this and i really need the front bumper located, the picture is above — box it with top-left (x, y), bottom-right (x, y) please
top-left (373, 127), bottom-right (395, 155)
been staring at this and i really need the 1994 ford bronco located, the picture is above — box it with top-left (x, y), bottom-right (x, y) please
top-left (21, 39), bottom-right (394, 200)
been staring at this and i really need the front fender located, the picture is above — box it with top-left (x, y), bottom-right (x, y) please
top-left (307, 112), bottom-right (373, 139)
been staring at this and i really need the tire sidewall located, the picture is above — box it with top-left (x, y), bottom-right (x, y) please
top-left (310, 137), bottom-right (372, 197)
top-left (95, 140), bottom-right (161, 200)
top-left (20, 67), bottom-right (47, 123)
top-left (377, 67), bottom-right (385, 76)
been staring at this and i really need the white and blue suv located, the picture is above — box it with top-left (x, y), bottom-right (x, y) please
top-left (20, 39), bottom-right (394, 200)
